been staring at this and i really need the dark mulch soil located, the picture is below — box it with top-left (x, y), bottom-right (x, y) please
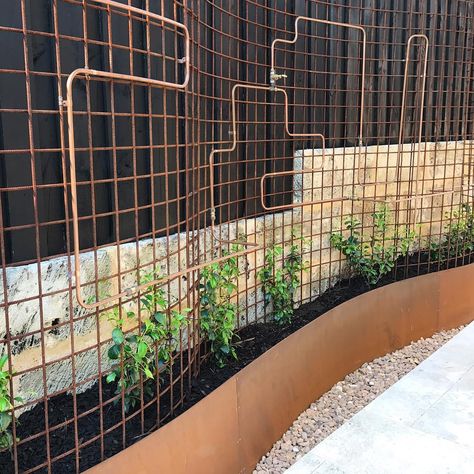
top-left (0, 252), bottom-right (471, 473)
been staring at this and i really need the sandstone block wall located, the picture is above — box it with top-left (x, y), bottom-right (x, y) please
top-left (2, 141), bottom-right (471, 404)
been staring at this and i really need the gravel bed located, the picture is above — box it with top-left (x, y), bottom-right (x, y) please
top-left (254, 326), bottom-right (462, 473)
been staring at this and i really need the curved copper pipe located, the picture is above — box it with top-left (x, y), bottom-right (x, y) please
top-left (348, 35), bottom-right (439, 231)
top-left (66, 0), bottom-right (191, 309)
top-left (83, 0), bottom-right (190, 89)
top-left (344, 188), bottom-right (464, 205)
top-left (264, 16), bottom-right (366, 210)
top-left (208, 84), bottom-right (326, 243)
top-left (67, 70), bottom-right (194, 310)
top-left (399, 34), bottom-right (429, 228)
top-left (270, 16), bottom-right (367, 187)
top-left (353, 35), bottom-right (428, 191)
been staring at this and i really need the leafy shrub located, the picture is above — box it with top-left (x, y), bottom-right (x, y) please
top-left (199, 247), bottom-right (241, 367)
top-left (258, 236), bottom-right (307, 325)
top-left (106, 273), bottom-right (189, 413)
top-left (429, 204), bottom-right (474, 261)
top-left (0, 354), bottom-right (21, 451)
top-left (330, 204), bottom-right (415, 286)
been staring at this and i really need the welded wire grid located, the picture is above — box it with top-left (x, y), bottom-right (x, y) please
top-left (0, 0), bottom-right (473, 472)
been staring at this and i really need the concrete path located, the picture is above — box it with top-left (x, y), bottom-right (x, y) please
top-left (285, 321), bottom-right (474, 474)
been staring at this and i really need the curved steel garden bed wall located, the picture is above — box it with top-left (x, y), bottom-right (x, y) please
top-left (88, 264), bottom-right (474, 474)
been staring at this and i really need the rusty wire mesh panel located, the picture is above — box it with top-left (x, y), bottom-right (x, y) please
top-left (0, 0), bottom-right (473, 473)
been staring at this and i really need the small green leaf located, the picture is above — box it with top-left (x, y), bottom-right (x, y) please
top-left (112, 328), bottom-right (124, 345)
top-left (106, 372), bottom-right (117, 383)
top-left (137, 341), bottom-right (148, 359)
top-left (108, 344), bottom-right (121, 360)
top-left (0, 430), bottom-right (13, 450)
top-left (0, 397), bottom-right (11, 413)
top-left (0, 412), bottom-right (12, 431)
top-left (154, 312), bottom-right (167, 325)
top-left (144, 367), bottom-right (153, 379)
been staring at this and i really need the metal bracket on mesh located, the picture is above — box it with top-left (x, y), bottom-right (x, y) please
top-left (260, 17), bottom-right (367, 211)
top-left (66, 1), bottom-right (192, 309)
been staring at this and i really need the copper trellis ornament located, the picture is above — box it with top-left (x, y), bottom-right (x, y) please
top-left (64, 0), bottom-right (191, 308)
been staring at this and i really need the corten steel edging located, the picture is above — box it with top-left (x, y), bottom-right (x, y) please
top-left (87, 264), bottom-right (474, 474)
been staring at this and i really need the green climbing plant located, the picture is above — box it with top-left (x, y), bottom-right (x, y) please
top-left (258, 234), bottom-right (308, 325)
top-left (199, 246), bottom-right (241, 368)
top-left (429, 204), bottom-right (474, 261)
top-left (0, 354), bottom-right (21, 451)
top-left (330, 204), bottom-right (416, 286)
top-left (106, 272), bottom-right (189, 413)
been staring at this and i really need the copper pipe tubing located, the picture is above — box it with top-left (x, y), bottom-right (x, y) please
top-left (65, 1), bottom-right (191, 308)
top-left (395, 35), bottom-right (429, 229)
top-left (267, 16), bottom-right (366, 210)
top-left (354, 35), bottom-right (428, 191)
top-left (78, 0), bottom-right (191, 89)
top-left (259, 169), bottom-right (346, 212)
top-left (353, 182), bottom-right (474, 205)
top-left (343, 187), bottom-right (463, 205)
top-left (270, 16), bottom-right (366, 185)
top-left (349, 35), bottom-right (430, 227)
top-left (208, 83), bottom-right (325, 246)
top-left (64, 4), bottom-right (190, 309)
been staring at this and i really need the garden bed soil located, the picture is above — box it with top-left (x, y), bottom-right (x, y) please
top-left (0, 252), bottom-right (471, 473)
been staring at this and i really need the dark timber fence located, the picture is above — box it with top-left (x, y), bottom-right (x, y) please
top-left (0, 0), bottom-right (472, 263)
